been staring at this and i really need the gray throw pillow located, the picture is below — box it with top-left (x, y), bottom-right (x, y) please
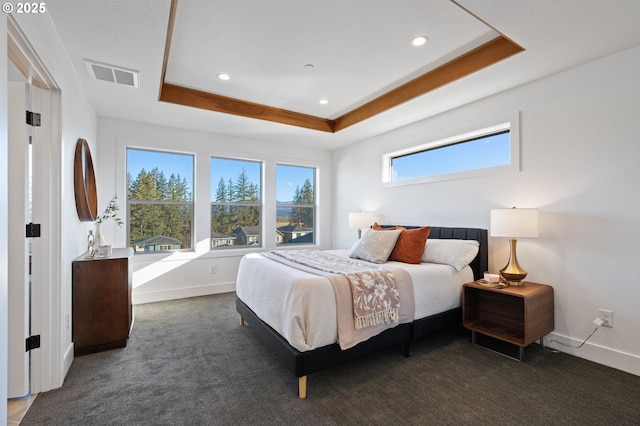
top-left (350, 229), bottom-right (402, 264)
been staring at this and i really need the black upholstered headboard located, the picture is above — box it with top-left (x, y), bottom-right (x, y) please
top-left (380, 225), bottom-right (488, 281)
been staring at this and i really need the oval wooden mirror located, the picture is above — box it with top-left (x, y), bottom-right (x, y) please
top-left (74, 138), bottom-right (98, 221)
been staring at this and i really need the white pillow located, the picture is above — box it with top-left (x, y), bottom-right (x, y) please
top-left (421, 239), bottom-right (480, 271)
top-left (350, 229), bottom-right (402, 264)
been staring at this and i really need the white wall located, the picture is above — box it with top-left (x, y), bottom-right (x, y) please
top-left (333, 46), bottom-right (640, 376)
top-left (9, 13), bottom-right (98, 391)
top-left (97, 118), bottom-right (333, 304)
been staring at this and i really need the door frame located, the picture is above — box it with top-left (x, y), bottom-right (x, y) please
top-left (7, 15), bottom-right (63, 393)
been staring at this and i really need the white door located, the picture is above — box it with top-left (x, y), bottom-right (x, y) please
top-left (7, 74), bottom-right (51, 398)
top-left (7, 81), bottom-right (31, 398)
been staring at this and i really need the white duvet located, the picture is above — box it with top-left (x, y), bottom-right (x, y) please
top-left (235, 249), bottom-right (472, 352)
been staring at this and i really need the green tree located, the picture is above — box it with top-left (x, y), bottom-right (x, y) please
top-left (211, 169), bottom-right (260, 237)
top-left (129, 168), bottom-right (164, 244)
top-left (164, 173), bottom-right (191, 247)
top-left (288, 178), bottom-right (314, 227)
top-left (212, 177), bottom-right (230, 234)
top-left (128, 167), bottom-right (191, 249)
top-left (232, 169), bottom-right (260, 228)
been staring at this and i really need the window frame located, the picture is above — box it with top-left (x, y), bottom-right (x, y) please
top-left (209, 156), bottom-right (263, 250)
top-left (126, 147), bottom-right (195, 254)
top-left (275, 163), bottom-right (317, 247)
top-left (382, 114), bottom-right (520, 187)
top-left (115, 134), bottom-right (328, 260)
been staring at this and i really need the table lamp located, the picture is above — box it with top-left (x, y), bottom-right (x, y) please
top-left (490, 207), bottom-right (539, 286)
top-left (348, 212), bottom-right (371, 239)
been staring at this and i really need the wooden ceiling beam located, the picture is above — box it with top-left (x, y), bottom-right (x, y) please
top-left (159, 83), bottom-right (335, 132)
top-left (158, 1), bottom-right (524, 134)
top-left (332, 35), bottom-right (524, 132)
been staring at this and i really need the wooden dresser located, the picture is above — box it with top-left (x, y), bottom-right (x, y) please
top-left (72, 247), bottom-right (133, 356)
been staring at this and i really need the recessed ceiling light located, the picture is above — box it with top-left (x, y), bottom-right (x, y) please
top-left (319, 99), bottom-right (328, 105)
top-left (412, 35), bottom-right (428, 47)
top-left (217, 73), bottom-right (230, 81)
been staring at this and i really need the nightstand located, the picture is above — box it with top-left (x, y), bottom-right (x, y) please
top-left (462, 281), bottom-right (554, 360)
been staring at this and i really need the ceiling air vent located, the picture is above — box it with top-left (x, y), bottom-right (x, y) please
top-left (84, 60), bottom-right (139, 88)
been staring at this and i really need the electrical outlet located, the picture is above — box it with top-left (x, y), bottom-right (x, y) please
top-left (210, 265), bottom-right (216, 275)
top-left (598, 309), bottom-right (613, 328)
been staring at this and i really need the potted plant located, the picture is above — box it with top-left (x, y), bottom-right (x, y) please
top-left (94, 195), bottom-right (123, 253)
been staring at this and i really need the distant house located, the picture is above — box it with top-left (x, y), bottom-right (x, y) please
top-left (232, 226), bottom-right (260, 246)
top-left (134, 235), bottom-right (182, 252)
top-left (211, 232), bottom-right (236, 248)
top-left (275, 229), bottom-right (284, 244)
top-left (286, 232), bottom-right (314, 244)
top-left (277, 225), bottom-right (314, 244)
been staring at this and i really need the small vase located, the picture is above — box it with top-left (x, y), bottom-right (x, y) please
top-left (94, 222), bottom-right (102, 248)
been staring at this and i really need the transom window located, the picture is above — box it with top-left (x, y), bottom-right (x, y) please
top-left (383, 121), bottom-right (517, 185)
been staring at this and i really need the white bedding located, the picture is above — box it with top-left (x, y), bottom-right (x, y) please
top-left (235, 249), bottom-right (472, 352)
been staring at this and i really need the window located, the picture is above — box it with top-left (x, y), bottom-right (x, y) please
top-left (127, 148), bottom-right (194, 252)
top-left (276, 164), bottom-right (316, 245)
top-left (210, 157), bottom-right (262, 249)
top-left (383, 121), bottom-right (517, 185)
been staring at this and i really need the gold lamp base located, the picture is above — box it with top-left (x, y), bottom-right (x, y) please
top-left (500, 237), bottom-right (528, 286)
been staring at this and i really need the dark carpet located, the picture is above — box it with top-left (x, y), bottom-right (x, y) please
top-left (21, 292), bottom-right (640, 425)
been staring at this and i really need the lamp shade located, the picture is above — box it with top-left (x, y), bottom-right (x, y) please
top-left (348, 212), bottom-right (371, 229)
top-left (490, 208), bottom-right (539, 238)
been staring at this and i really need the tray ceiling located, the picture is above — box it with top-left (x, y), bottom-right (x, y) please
top-left (159, 0), bottom-right (522, 132)
top-left (44, 0), bottom-right (640, 149)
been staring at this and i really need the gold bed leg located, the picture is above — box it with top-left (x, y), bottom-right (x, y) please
top-left (298, 376), bottom-right (307, 399)
top-left (239, 315), bottom-right (244, 326)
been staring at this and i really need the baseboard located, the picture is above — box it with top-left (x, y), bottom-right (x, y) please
top-left (544, 332), bottom-right (640, 377)
top-left (133, 281), bottom-right (236, 305)
top-left (63, 342), bottom-right (74, 378)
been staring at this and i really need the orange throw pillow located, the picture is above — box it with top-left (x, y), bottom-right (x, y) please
top-left (372, 222), bottom-right (397, 230)
top-left (389, 226), bottom-right (431, 264)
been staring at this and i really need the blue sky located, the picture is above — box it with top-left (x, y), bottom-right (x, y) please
top-left (275, 164), bottom-right (314, 202)
top-left (129, 133), bottom-right (507, 200)
top-left (392, 131), bottom-right (510, 179)
top-left (127, 149), bottom-right (194, 190)
top-left (129, 133), bottom-right (506, 201)
top-left (210, 157), bottom-right (261, 200)
top-left (127, 149), bottom-right (314, 202)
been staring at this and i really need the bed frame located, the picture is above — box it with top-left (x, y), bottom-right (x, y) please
top-left (235, 226), bottom-right (488, 398)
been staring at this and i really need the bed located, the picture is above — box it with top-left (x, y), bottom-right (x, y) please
top-left (235, 226), bottom-right (488, 398)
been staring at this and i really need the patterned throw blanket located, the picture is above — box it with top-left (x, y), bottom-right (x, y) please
top-left (268, 250), bottom-right (399, 329)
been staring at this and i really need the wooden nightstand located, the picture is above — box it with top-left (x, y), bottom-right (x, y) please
top-left (462, 281), bottom-right (554, 360)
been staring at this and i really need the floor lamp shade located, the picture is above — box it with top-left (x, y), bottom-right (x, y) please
top-left (490, 208), bottom-right (539, 285)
